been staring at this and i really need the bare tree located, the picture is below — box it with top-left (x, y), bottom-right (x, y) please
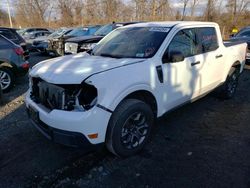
top-left (181, 0), bottom-right (189, 20)
top-left (190, 0), bottom-right (199, 19)
top-left (0, 9), bottom-right (9, 26)
top-left (226, 0), bottom-right (250, 25)
top-left (14, 0), bottom-right (50, 27)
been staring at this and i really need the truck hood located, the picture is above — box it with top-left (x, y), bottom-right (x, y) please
top-left (66, 35), bottom-right (103, 43)
top-left (30, 53), bottom-right (144, 84)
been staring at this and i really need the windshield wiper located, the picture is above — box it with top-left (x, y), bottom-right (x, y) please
top-left (99, 53), bottom-right (122, 58)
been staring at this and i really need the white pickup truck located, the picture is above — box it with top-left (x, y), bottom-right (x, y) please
top-left (26, 22), bottom-right (247, 157)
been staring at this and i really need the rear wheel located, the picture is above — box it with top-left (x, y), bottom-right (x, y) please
top-left (0, 68), bottom-right (15, 92)
top-left (221, 67), bottom-right (240, 99)
top-left (106, 99), bottom-right (154, 157)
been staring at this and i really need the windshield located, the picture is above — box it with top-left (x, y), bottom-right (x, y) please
top-left (66, 28), bottom-right (89, 37)
top-left (92, 27), bottom-right (170, 58)
top-left (94, 24), bottom-right (113, 36)
top-left (49, 29), bottom-right (63, 37)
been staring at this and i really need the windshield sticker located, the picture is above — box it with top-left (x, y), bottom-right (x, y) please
top-left (149, 27), bottom-right (170, 33)
top-left (136, 53), bottom-right (145, 58)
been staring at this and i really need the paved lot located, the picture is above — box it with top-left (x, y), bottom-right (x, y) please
top-left (1, 53), bottom-right (250, 188)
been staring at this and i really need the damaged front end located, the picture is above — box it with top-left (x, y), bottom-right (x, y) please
top-left (30, 77), bottom-right (97, 111)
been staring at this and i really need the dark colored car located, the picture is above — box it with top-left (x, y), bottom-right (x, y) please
top-left (0, 35), bottom-right (29, 92)
top-left (47, 25), bottom-right (102, 56)
top-left (0, 27), bottom-right (29, 59)
top-left (230, 27), bottom-right (250, 63)
top-left (33, 28), bottom-right (73, 54)
top-left (64, 22), bottom-right (140, 54)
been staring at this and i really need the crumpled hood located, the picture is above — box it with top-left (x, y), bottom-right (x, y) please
top-left (30, 53), bottom-right (144, 84)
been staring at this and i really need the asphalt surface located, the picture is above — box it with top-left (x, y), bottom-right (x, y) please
top-left (1, 52), bottom-right (250, 188)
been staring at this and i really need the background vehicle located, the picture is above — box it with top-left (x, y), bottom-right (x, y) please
top-left (48, 25), bottom-right (101, 56)
top-left (0, 27), bottom-right (29, 60)
top-left (26, 22), bottom-right (246, 157)
top-left (32, 28), bottom-right (73, 54)
top-left (17, 27), bottom-right (50, 37)
top-left (230, 26), bottom-right (250, 63)
top-left (64, 22), bottom-right (139, 54)
top-left (24, 31), bottom-right (53, 49)
top-left (0, 35), bottom-right (29, 92)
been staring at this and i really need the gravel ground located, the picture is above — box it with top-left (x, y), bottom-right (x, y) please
top-left (1, 53), bottom-right (250, 188)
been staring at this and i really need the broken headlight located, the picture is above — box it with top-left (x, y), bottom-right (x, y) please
top-left (64, 83), bottom-right (97, 111)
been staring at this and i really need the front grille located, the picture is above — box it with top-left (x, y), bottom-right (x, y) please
top-left (31, 78), bottom-right (65, 110)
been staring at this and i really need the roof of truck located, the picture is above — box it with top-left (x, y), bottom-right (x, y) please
top-left (124, 21), bottom-right (218, 28)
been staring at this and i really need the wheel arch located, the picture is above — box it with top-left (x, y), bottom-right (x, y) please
top-left (229, 61), bottom-right (242, 76)
top-left (0, 59), bottom-right (13, 69)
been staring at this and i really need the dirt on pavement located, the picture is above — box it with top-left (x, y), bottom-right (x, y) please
top-left (1, 53), bottom-right (250, 188)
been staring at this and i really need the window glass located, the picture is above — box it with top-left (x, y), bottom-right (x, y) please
top-left (236, 30), bottom-right (250, 37)
top-left (198, 27), bottom-right (218, 52)
top-left (94, 24), bottom-right (113, 36)
top-left (92, 27), bottom-right (169, 58)
top-left (0, 36), bottom-right (12, 47)
top-left (0, 30), bottom-right (17, 40)
top-left (66, 28), bottom-right (89, 37)
top-left (168, 29), bottom-right (197, 59)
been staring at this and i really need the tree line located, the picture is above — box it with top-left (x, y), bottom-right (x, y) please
top-left (0, 0), bottom-right (250, 36)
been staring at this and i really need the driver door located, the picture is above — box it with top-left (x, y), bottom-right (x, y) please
top-left (160, 28), bottom-right (204, 111)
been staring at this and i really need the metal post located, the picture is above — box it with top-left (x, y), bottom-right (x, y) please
top-left (6, 0), bottom-right (13, 28)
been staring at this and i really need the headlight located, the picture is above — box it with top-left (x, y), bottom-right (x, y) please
top-left (80, 43), bottom-right (96, 50)
top-left (63, 83), bottom-right (98, 111)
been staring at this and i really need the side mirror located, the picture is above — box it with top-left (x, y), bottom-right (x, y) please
top-left (163, 50), bottom-right (184, 63)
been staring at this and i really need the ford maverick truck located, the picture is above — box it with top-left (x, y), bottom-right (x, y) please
top-left (26, 22), bottom-right (247, 157)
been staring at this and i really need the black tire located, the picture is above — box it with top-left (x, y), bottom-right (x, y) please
top-left (106, 99), bottom-right (154, 157)
top-left (221, 67), bottom-right (240, 99)
top-left (0, 68), bottom-right (15, 93)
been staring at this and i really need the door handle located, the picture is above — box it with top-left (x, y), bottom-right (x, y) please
top-left (191, 61), bottom-right (200, 66)
top-left (216, 54), bottom-right (223, 59)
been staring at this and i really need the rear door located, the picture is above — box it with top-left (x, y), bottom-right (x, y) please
top-left (160, 28), bottom-right (204, 111)
top-left (196, 27), bottom-right (224, 92)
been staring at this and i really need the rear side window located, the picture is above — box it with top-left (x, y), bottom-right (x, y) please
top-left (198, 27), bottom-right (218, 53)
top-left (168, 29), bottom-right (198, 58)
top-left (0, 36), bottom-right (12, 48)
top-left (0, 30), bottom-right (17, 40)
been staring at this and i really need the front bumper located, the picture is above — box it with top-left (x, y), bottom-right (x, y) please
top-left (27, 107), bottom-right (93, 147)
top-left (25, 90), bottom-right (112, 146)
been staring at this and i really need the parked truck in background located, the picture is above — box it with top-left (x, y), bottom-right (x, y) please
top-left (64, 22), bottom-right (140, 54)
top-left (26, 22), bottom-right (247, 157)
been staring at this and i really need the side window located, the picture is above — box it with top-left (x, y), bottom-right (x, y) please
top-left (0, 30), bottom-right (17, 40)
top-left (0, 36), bottom-right (12, 48)
top-left (198, 27), bottom-right (218, 53)
top-left (164, 29), bottom-right (198, 63)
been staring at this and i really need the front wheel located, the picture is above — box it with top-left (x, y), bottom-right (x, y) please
top-left (106, 99), bottom-right (154, 157)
